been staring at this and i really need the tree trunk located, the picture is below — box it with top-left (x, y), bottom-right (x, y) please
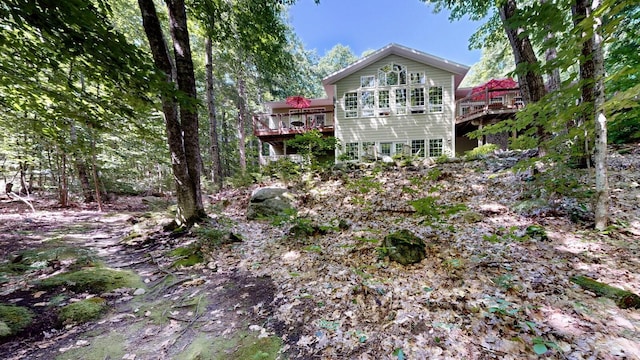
top-left (89, 125), bottom-right (103, 211)
top-left (591, 0), bottom-right (608, 230)
top-left (70, 124), bottom-right (95, 203)
top-left (236, 73), bottom-right (248, 172)
top-left (221, 111), bottom-right (231, 178)
top-left (205, 36), bottom-right (223, 189)
top-left (499, 0), bottom-right (547, 154)
top-left (542, 0), bottom-right (561, 93)
top-left (138, 0), bottom-right (206, 226)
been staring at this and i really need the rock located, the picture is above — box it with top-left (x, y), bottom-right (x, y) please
top-left (246, 187), bottom-right (296, 220)
top-left (382, 156), bottom-right (394, 163)
top-left (133, 288), bottom-right (146, 296)
top-left (384, 230), bottom-right (427, 265)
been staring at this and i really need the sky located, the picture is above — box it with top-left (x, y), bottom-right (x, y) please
top-left (288, 0), bottom-right (485, 67)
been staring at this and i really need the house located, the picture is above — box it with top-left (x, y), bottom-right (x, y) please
top-left (254, 43), bottom-right (523, 163)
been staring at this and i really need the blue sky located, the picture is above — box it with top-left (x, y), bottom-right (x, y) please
top-left (288, 0), bottom-right (485, 67)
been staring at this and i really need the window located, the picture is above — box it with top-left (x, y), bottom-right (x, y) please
top-left (361, 91), bottom-right (375, 117)
top-left (378, 90), bottom-right (390, 109)
top-left (313, 114), bottom-right (325, 127)
top-left (344, 92), bottom-right (358, 118)
top-left (410, 87), bottom-right (426, 113)
top-left (490, 96), bottom-right (503, 104)
top-left (410, 72), bottom-right (425, 84)
top-left (362, 142), bottom-right (376, 158)
top-left (378, 63), bottom-right (407, 86)
top-left (429, 139), bottom-right (443, 157)
top-left (344, 143), bottom-right (359, 161)
top-left (361, 75), bottom-right (375, 88)
top-left (395, 88), bottom-right (407, 114)
top-left (429, 86), bottom-right (443, 112)
top-left (395, 142), bottom-right (407, 156)
top-left (411, 140), bottom-right (425, 157)
top-left (380, 142), bottom-right (392, 156)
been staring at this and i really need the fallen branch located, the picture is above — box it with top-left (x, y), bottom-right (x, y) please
top-left (571, 275), bottom-right (640, 309)
top-left (7, 192), bottom-right (35, 212)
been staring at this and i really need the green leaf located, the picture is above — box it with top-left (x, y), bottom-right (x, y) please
top-left (393, 348), bottom-right (405, 360)
top-left (533, 343), bottom-right (548, 355)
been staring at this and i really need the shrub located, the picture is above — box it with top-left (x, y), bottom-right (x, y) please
top-left (464, 143), bottom-right (499, 159)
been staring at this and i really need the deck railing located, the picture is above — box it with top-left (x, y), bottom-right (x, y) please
top-left (253, 110), bottom-right (335, 136)
top-left (456, 88), bottom-right (523, 123)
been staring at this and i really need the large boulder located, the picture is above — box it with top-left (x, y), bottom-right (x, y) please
top-left (246, 187), bottom-right (295, 220)
top-left (384, 230), bottom-right (426, 265)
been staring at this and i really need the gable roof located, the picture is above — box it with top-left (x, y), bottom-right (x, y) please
top-left (322, 43), bottom-right (470, 89)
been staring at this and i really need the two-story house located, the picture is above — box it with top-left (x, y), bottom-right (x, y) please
top-left (254, 43), bottom-right (523, 163)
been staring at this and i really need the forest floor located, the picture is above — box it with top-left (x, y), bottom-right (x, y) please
top-left (0, 144), bottom-right (639, 360)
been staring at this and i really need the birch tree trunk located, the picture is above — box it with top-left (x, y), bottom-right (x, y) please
top-left (205, 37), bottom-right (223, 189)
top-left (592, 0), bottom-right (608, 230)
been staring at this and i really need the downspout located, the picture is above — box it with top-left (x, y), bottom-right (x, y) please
top-left (451, 74), bottom-right (456, 157)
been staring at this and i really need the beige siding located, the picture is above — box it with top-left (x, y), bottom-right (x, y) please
top-left (335, 54), bottom-right (455, 157)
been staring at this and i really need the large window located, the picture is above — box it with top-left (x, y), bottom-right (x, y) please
top-left (429, 86), bottom-right (443, 112)
top-left (378, 90), bottom-right (390, 111)
top-left (361, 91), bottom-right (375, 117)
top-left (429, 139), bottom-right (443, 157)
top-left (411, 140), bottom-right (425, 157)
top-left (344, 92), bottom-right (358, 118)
top-left (410, 87), bottom-right (426, 113)
top-left (344, 143), bottom-right (359, 160)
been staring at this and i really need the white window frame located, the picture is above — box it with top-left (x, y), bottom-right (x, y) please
top-left (395, 88), bottom-right (407, 115)
top-left (344, 142), bottom-right (359, 161)
top-left (410, 72), bottom-right (425, 85)
top-left (380, 142), bottom-right (392, 156)
top-left (410, 86), bottom-right (426, 113)
top-left (344, 92), bottom-right (358, 118)
top-left (429, 86), bottom-right (443, 113)
top-left (361, 90), bottom-right (375, 117)
top-left (411, 139), bottom-right (426, 157)
top-left (429, 138), bottom-right (444, 157)
top-left (361, 75), bottom-right (375, 88)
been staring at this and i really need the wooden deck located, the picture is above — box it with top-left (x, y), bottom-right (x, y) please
top-left (253, 111), bottom-right (335, 143)
top-left (456, 88), bottom-right (523, 124)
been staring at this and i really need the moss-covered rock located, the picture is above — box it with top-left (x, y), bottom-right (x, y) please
top-left (384, 230), bottom-right (426, 265)
top-left (0, 304), bottom-right (34, 337)
top-left (36, 267), bottom-right (144, 293)
top-left (59, 297), bottom-right (108, 324)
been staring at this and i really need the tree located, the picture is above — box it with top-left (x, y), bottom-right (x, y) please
top-left (316, 44), bottom-right (358, 79)
top-left (138, 0), bottom-right (206, 226)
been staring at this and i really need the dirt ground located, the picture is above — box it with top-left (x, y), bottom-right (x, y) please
top-left (1, 144), bottom-right (639, 359)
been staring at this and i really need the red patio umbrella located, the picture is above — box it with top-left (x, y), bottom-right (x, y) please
top-left (286, 95), bottom-right (311, 109)
top-left (470, 78), bottom-right (518, 101)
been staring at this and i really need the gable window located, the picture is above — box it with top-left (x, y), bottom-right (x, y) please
top-left (378, 63), bottom-right (407, 86)
top-left (361, 91), bottom-right (375, 117)
top-left (410, 87), bottom-right (426, 113)
top-left (395, 88), bottom-right (407, 115)
top-left (411, 140), bottom-right (425, 157)
top-left (429, 139), bottom-right (443, 157)
top-left (344, 92), bottom-right (358, 118)
top-left (429, 86), bottom-right (443, 112)
top-left (410, 72), bottom-right (425, 84)
top-left (344, 143), bottom-right (359, 160)
top-left (361, 75), bottom-right (375, 88)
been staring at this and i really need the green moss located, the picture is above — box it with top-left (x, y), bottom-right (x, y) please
top-left (55, 332), bottom-right (126, 360)
top-left (0, 304), bottom-right (34, 336)
top-left (59, 297), bottom-right (108, 324)
top-left (169, 247), bottom-right (204, 268)
top-left (36, 267), bottom-right (144, 293)
top-left (178, 332), bottom-right (282, 360)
